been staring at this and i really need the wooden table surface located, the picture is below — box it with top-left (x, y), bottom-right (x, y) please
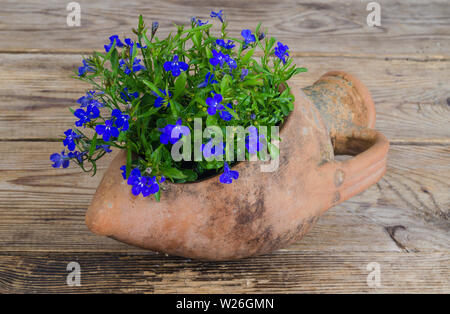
top-left (0, 0), bottom-right (449, 293)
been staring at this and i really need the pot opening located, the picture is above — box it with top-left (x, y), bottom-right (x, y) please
top-left (178, 103), bottom-right (293, 185)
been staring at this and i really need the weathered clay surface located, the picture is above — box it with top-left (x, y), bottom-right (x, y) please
top-left (85, 71), bottom-right (389, 261)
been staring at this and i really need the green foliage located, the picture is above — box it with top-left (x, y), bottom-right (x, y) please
top-left (70, 14), bottom-right (307, 188)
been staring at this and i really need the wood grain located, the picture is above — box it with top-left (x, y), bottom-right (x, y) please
top-left (0, 0), bottom-right (449, 56)
top-left (0, 142), bottom-right (448, 253)
top-left (0, 54), bottom-right (449, 142)
top-left (0, 251), bottom-right (448, 293)
top-left (0, 0), bottom-right (448, 294)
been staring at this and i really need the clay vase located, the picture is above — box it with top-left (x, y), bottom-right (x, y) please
top-left (85, 71), bottom-right (389, 261)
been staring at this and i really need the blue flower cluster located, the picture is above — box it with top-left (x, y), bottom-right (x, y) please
top-left (54, 11), bottom-right (294, 194)
top-left (274, 42), bottom-right (290, 64)
top-left (241, 29), bottom-right (256, 46)
top-left (220, 162), bottom-right (239, 184)
top-left (209, 49), bottom-right (237, 70)
top-left (202, 140), bottom-right (225, 159)
top-left (192, 17), bottom-right (209, 26)
top-left (120, 88), bottom-right (139, 103)
top-left (198, 72), bottom-right (218, 88)
top-left (159, 118), bottom-right (190, 145)
top-left (95, 109), bottom-right (129, 141)
top-left (120, 58), bottom-right (146, 75)
top-left (78, 59), bottom-right (95, 77)
top-left (210, 10), bottom-right (224, 23)
top-left (121, 166), bottom-right (164, 197)
top-left (50, 89), bottom-right (125, 169)
top-left (216, 39), bottom-right (235, 50)
top-left (245, 126), bottom-right (265, 154)
top-left (163, 55), bottom-right (189, 77)
top-left (153, 89), bottom-right (172, 108)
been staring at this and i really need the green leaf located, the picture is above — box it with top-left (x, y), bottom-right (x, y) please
top-left (137, 106), bottom-right (159, 119)
top-left (111, 49), bottom-right (119, 75)
top-left (151, 145), bottom-right (163, 165)
top-left (117, 130), bottom-right (127, 142)
top-left (126, 148), bottom-right (132, 177)
top-left (241, 48), bottom-right (255, 64)
top-left (154, 190), bottom-right (161, 202)
top-left (162, 167), bottom-right (188, 179)
top-left (293, 67), bottom-right (308, 75)
top-left (268, 141), bottom-right (280, 159)
top-left (89, 133), bottom-right (97, 157)
top-left (181, 169), bottom-right (198, 181)
top-left (143, 79), bottom-right (163, 96)
top-left (220, 74), bottom-right (232, 95)
top-left (206, 114), bottom-right (218, 126)
top-left (242, 79), bottom-right (263, 87)
top-left (174, 71), bottom-right (187, 99)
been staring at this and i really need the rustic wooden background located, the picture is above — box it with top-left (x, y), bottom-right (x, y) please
top-left (0, 0), bottom-right (449, 293)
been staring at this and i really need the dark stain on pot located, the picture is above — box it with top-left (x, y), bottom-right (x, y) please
top-left (235, 186), bottom-right (266, 226)
top-left (262, 216), bottom-right (319, 252)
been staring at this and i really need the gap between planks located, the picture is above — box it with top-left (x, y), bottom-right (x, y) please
top-left (0, 49), bottom-right (449, 62)
top-left (1, 139), bottom-right (449, 145)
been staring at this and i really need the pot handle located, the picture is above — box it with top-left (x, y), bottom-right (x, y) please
top-left (330, 127), bottom-right (389, 204)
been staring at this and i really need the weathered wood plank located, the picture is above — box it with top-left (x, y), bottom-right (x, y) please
top-left (0, 251), bottom-right (448, 293)
top-left (0, 54), bottom-right (449, 141)
top-left (0, 0), bottom-right (449, 56)
top-left (0, 142), bottom-right (448, 253)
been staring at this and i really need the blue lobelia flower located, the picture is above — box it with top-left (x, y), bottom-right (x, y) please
top-left (219, 162), bottom-right (239, 184)
top-left (77, 90), bottom-right (104, 108)
top-left (124, 38), bottom-right (146, 49)
top-left (151, 22), bottom-right (159, 37)
top-left (96, 145), bottom-right (112, 153)
top-left (120, 87), bottom-right (139, 102)
top-left (95, 119), bottom-right (120, 141)
top-left (120, 58), bottom-right (145, 75)
top-left (224, 54), bottom-right (237, 70)
top-left (241, 29), bottom-right (256, 45)
top-left (219, 103), bottom-right (234, 121)
top-left (216, 39), bottom-right (235, 49)
top-left (159, 118), bottom-right (190, 145)
top-left (78, 59), bottom-right (95, 77)
top-left (63, 129), bottom-right (79, 151)
top-left (202, 140), bottom-right (225, 159)
top-left (74, 105), bottom-right (100, 127)
top-left (50, 151), bottom-right (70, 168)
top-left (192, 17), bottom-right (208, 26)
top-left (209, 49), bottom-right (226, 68)
top-left (245, 126), bottom-right (265, 154)
top-left (163, 55), bottom-right (189, 77)
top-left (198, 72), bottom-right (218, 88)
top-left (68, 150), bottom-right (87, 162)
top-left (206, 93), bottom-right (224, 115)
top-left (153, 89), bottom-right (172, 108)
top-left (120, 165), bottom-right (127, 179)
top-left (274, 41), bottom-right (290, 64)
top-left (210, 10), bottom-right (224, 23)
top-left (124, 38), bottom-right (147, 57)
top-left (112, 109), bottom-right (130, 131)
top-left (127, 168), bottom-right (159, 197)
top-left (104, 35), bottom-right (124, 52)
top-left (240, 69), bottom-right (249, 81)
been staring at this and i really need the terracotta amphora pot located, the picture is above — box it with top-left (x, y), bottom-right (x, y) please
top-left (85, 71), bottom-right (389, 261)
